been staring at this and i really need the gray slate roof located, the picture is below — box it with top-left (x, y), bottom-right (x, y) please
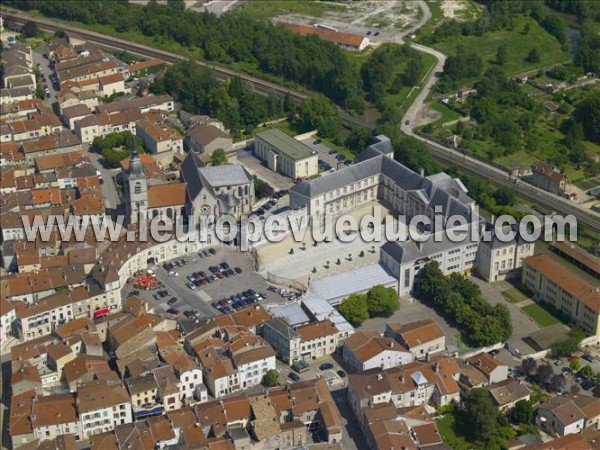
top-left (291, 134), bottom-right (475, 221)
top-left (264, 317), bottom-right (300, 340)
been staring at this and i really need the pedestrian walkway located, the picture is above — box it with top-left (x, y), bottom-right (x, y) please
top-left (196, 290), bottom-right (213, 303)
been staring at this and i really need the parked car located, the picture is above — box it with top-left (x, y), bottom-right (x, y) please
top-left (183, 310), bottom-right (195, 318)
top-left (221, 262), bottom-right (230, 270)
top-left (582, 354), bottom-right (599, 363)
top-left (337, 370), bottom-right (347, 378)
top-left (166, 308), bottom-right (179, 315)
top-left (288, 372), bottom-right (301, 382)
top-left (319, 363), bottom-right (333, 371)
top-left (167, 297), bottom-right (177, 306)
top-left (235, 267), bottom-right (243, 274)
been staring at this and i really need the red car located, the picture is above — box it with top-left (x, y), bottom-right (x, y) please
top-left (235, 267), bottom-right (243, 274)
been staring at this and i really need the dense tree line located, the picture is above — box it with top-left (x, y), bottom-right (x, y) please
top-left (418, 262), bottom-right (512, 347)
top-left (440, 45), bottom-right (483, 89)
top-left (151, 61), bottom-right (283, 135)
top-left (361, 44), bottom-right (423, 107)
top-left (574, 90), bottom-right (600, 145)
top-left (7, 0), bottom-right (364, 113)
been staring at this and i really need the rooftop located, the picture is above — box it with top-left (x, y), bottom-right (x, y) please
top-left (256, 128), bottom-right (315, 161)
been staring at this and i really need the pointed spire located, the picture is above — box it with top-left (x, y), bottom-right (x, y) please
top-left (131, 135), bottom-right (139, 160)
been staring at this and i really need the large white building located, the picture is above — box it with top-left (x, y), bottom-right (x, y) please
top-left (290, 135), bottom-right (533, 295)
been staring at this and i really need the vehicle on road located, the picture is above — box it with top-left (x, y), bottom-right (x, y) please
top-left (288, 372), bottom-right (301, 382)
top-left (292, 360), bottom-right (310, 373)
top-left (319, 363), bottom-right (333, 371)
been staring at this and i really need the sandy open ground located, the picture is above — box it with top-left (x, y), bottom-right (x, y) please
top-left (256, 202), bottom-right (415, 284)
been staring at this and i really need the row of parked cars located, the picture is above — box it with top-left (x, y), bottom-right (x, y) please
top-left (253, 190), bottom-right (288, 217)
top-left (212, 289), bottom-right (265, 313)
top-left (267, 286), bottom-right (300, 302)
top-left (186, 262), bottom-right (243, 289)
top-left (318, 159), bottom-right (332, 171)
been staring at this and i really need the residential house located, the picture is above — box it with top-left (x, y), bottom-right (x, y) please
top-left (537, 396), bottom-right (585, 436)
top-left (342, 330), bottom-right (413, 372)
top-left (125, 373), bottom-right (162, 420)
top-left (32, 393), bottom-right (81, 442)
top-left (262, 317), bottom-right (301, 364)
top-left (186, 123), bottom-right (233, 156)
top-left (297, 320), bottom-right (339, 360)
top-left (486, 378), bottom-right (532, 411)
top-left (384, 320), bottom-right (445, 360)
top-left (531, 162), bottom-right (566, 194)
top-left (466, 352), bottom-right (508, 384)
top-left (77, 380), bottom-right (132, 438)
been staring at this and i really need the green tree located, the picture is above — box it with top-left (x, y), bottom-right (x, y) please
top-left (22, 21), bottom-right (38, 38)
top-left (523, 22), bottom-right (531, 35)
top-left (298, 94), bottom-right (341, 140)
top-left (496, 44), bottom-right (508, 66)
top-left (580, 364), bottom-right (594, 379)
top-left (570, 358), bottom-right (581, 372)
top-left (510, 399), bottom-right (534, 425)
top-left (345, 128), bottom-right (373, 155)
top-left (541, 13), bottom-right (568, 45)
top-left (520, 357), bottom-right (537, 376)
top-left (492, 187), bottom-right (517, 206)
top-left (526, 48), bottom-right (540, 63)
top-left (574, 90), bottom-right (600, 145)
top-left (458, 388), bottom-right (503, 446)
top-left (211, 148), bottom-right (228, 166)
top-left (338, 294), bottom-right (369, 326)
top-left (366, 285), bottom-right (399, 318)
top-left (263, 369), bottom-right (279, 387)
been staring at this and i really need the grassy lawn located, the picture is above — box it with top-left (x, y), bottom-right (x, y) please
top-left (521, 303), bottom-right (560, 327)
top-left (436, 415), bottom-right (476, 450)
top-left (433, 17), bottom-right (570, 79)
top-left (502, 287), bottom-right (530, 304)
top-left (422, 101), bottom-right (463, 129)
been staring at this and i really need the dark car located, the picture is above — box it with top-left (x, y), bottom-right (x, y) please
top-left (221, 262), bottom-right (230, 270)
top-left (166, 308), bottom-right (179, 315)
top-left (199, 271), bottom-right (207, 278)
top-left (319, 363), bottom-right (333, 371)
top-left (374, 31), bottom-right (380, 36)
top-left (313, 139), bottom-right (322, 145)
top-left (288, 372), bottom-right (301, 382)
top-left (183, 310), bottom-right (195, 318)
top-left (366, 31), bottom-right (371, 36)
top-left (235, 267), bottom-right (243, 274)
top-left (167, 297), bottom-right (177, 305)
top-left (337, 370), bottom-right (347, 378)
top-left (128, 290), bottom-right (140, 297)
top-left (208, 248), bottom-right (216, 255)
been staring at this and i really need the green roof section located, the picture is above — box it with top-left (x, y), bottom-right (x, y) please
top-left (256, 128), bottom-right (315, 161)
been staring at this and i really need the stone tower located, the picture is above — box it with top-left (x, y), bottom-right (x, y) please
top-left (124, 137), bottom-right (148, 224)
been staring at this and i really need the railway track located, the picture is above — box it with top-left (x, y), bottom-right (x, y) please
top-left (4, 9), bottom-right (599, 232)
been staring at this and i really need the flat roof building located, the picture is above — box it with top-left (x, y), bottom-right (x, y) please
top-left (254, 129), bottom-right (318, 179)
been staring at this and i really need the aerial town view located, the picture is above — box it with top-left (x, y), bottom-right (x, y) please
top-left (0, 0), bottom-right (599, 449)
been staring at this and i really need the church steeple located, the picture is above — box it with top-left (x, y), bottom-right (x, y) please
top-left (124, 135), bottom-right (148, 224)
top-left (127, 136), bottom-right (145, 179)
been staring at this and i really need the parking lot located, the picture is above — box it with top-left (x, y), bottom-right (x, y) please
top-left (125, 246), bottom-right (296, 320)
top-left (299, 137), bottom-right (350, 171)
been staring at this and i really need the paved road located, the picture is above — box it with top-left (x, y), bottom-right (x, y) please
top-left (87, 151), bottom-right (123, 218)
top-left (398, 11), bottom-right (600, 232)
